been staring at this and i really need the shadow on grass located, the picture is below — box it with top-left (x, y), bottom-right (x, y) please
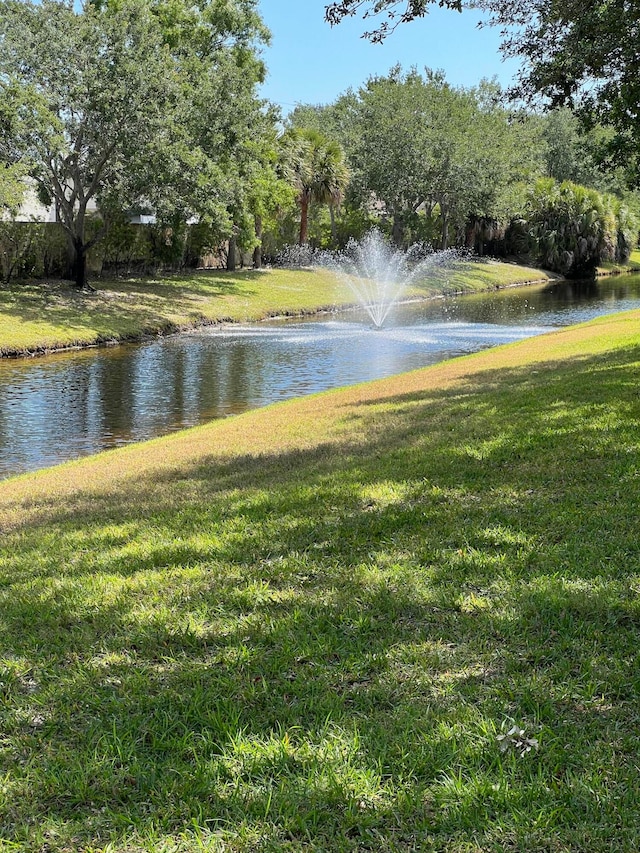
top-left (107, 269), bottom-right (262, 299)
top-left (1, 348), bottom-right (640, 849)
top-left (0, 271), bottom-right (262, 349)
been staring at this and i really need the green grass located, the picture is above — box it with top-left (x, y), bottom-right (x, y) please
top-left (1, 310), bottom-right (640, 850)
top-left (596, 247), bottom-right (640, 275)
top-left (425, 257), bottom-right (558, 293)
top-left (0, 259), bottom-right (554, 357)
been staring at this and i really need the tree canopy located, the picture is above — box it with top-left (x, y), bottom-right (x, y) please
top-left (325, 0), bottom-right (461, 42)
top-left (292, 69), bottom-right (544, 249)
top-left (324, 0), bottom-right (640, 181)
top-left (482, 0), bottom-right (640, 179)
top-left (281, 128), bottom-right (350, 245)
top-left (0, 0), bottom-right (270, 286)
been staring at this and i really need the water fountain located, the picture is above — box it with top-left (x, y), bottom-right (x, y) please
top-left (316, 230), bottom-right (462, 328)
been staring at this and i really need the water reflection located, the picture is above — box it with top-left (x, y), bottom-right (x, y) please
top-left (2, 274), bottom-right (640, 479)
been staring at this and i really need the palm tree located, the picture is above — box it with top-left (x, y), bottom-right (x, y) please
top-left (283, 129), bottom-right (350, 245)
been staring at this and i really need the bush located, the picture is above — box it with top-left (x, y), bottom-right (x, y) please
top-left (93, 215), bottom-right (154, 275)
top-left (522, 178), bottom-right (637, 276)
top-left (0, 222), bottom-right (68, 284)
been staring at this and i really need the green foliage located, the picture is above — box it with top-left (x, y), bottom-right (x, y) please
top-left (143, 219), bottom-right (230, 271)
top-left (325, 1), bottom-right (640, 183)
top-left (280, 127), bottom-right (350, 245)
top-left (0, 0), bottom-right (271, 287)
top-left (332, 205), bottom-right (380, 248)
top-left (0, 222), bottom-right (70, 283)
top-left (610, 197), bottom-right (639, 264)
top-left (348, 67), bottom-right (439, 244)
top-left (243, 130), bottom-right (297, 263)
top-left (482, 0), bottom-right (640, 181)
top-left (325, 0), bottom-right (462, 40)
top-left (94, 215), bottom-right (154, 275)
top-left (523, 178), bottom-right (639, 276)
top-left (342, 67), bottom-right (544, 249)
top-left (0, 160), bottom-right (30, 283)
top-left (539, 108), bottom-right (603, 187)
top-left (0, 221), bottom-right (40, 283)
top-left (0, 162), bottom-right (25, 214)
top-left (535, 108), bottom-right (639, 201)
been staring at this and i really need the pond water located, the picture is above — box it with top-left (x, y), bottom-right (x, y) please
top-left (2, 273), bottom-right (640, 480)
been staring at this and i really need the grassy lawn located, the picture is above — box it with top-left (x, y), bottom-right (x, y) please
top-left (596, 247), bottom-right (640, 275)
top-left (1, 309), bottom-right (640, 850)
top-left (0, 259), bottom-right (554, 357)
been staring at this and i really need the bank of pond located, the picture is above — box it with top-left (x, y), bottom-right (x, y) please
top-left (2, 271), bottom-right (640, 479)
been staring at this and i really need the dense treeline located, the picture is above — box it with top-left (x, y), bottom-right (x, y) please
top-left (282, 70), bottom-right (639, 276)
top-left (325, 0), bottom-right (640, 185)
top-left (0, 0), bottom-right (290, 286)
top-left (0, 2), bottom-right (638, 284)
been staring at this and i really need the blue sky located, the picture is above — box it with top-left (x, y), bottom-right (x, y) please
top-left (256, 0), bottom-right (520, 115)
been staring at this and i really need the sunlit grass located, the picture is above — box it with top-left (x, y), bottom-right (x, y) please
top-left (597, 247), bottom-right (640, 275)
top-left (1, 310), bottom-right (640, 850)
top-left (414, 257), bottom-right (558, 294)
top-left (0, 259), bottom-right (555, 357)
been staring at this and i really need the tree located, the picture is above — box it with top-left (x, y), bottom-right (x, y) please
top-left (128, 0), bottom-right (275, 272)
top-left (1, 1), bottom-right (184, 289)
top-left (0, 163), bottom-right (24, 214)
top-left (533, 108), bottom-right (636, 196)
top-left (347, 68), bottom-right (444, 246)
top-left (0, 0), bottom-right (270, 288)
top-left (0, 162), bottom-right (34, 285)
top-left (538, 109), bottom-right (599, 187)
top-left (324, 0), bottom-right (640, 180)
top-left (282, 129), bottom-right (350, 246)
top-left (244, 129), bottom-right (297, 267)
top-left (480, 0), bottom-right (640, 177)
top-left (340, 68), bottom-right (543, 248)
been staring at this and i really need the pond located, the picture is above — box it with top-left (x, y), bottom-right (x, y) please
top-left (2, 273), bottom-right (640, 480)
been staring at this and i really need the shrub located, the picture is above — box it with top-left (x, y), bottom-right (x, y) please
top-left (523, 178), bottom-right (637, 276)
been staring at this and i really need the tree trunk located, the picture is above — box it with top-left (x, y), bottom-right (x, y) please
top-left (329, 205), bottom-right (337, 246)
top-left (465, 218), bottom-right (476, 251)
top-left (392, 214), bottom-right (403, 247)
top-left (299, 195), bottom-right (310, 245)
top-left (63, 233), bottom-right (76, 281)
top-left (253, 214), bottom-right (263, 269)
top-left (440, 206), bottom-right (450, 250)
top-left (227, 235), bottom-right (237, 272)
top-left (73, 238), bottom-right (88, 289)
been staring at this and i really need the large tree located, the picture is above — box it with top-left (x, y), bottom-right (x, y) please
top-left (324, 0), bottom-right (640, 180)
top-left (482, 0), bottom-right (640, 179)
top-left (0, 0), bottom-right (270, 288)
top-left (340, 68), bottom-right (542, 248)
top-left (348, 68), bottom-right (441, 245)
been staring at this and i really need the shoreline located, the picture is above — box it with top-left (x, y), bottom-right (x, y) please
top-left (0, 261), bottom-right (634, 361)
top-left (0, 270), bottom-right (562, 361)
